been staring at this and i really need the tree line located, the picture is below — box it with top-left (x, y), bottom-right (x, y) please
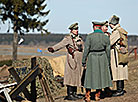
top-left (0, 33), bottom-right (137, 47)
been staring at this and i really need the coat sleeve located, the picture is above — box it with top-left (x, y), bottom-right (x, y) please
top-left (81, 39), bottom-right (84, 52)
top-left (82, 35), bottom-right (91, 64)
top-left (105, 37), bottom-right (111, 66)
top-left (52, 36), bottom-right (69, 52)
top-left (110, 30), bottom-right (120, 46)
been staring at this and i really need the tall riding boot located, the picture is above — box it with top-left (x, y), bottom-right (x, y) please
top-left (95, 89), bottom-right (101, 101)
top-left (64, 85), bottom-right (77, 100)
top-left (84, 89), bottom-right (91, 102)
top-left (112, 80), bottom-right (124, 97)
top-left (72, 86), bottom-right (83, 99)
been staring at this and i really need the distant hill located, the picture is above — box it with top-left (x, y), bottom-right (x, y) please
top-left (0, 33), bottom-right (137, 47)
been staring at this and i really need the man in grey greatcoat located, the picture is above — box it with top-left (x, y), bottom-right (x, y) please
top-left (82, 21), bottom-right (112, 102)
top-left (48, 22), bottom-right (84, 100)
top-left (109, 15), bottom-right (128, 97)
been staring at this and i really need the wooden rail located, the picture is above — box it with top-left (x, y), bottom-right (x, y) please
top-left (129, 47), bottom-right (138, 59)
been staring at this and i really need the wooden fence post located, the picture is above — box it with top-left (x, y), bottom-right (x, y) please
top-left (134, 48), bottom-right (137, 59)
top-left (31, 57), bottom-right (37, 102)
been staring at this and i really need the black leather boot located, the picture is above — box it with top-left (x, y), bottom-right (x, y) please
top-left (64, 85), bottom-right (78, 100)
top-left (72, 86), bottom-right (83, 99)
top-left (112, 80), bottom-right (125, 97)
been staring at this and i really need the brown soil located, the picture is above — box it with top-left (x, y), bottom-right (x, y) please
top-left (52, 56), bottom-right (138, 102)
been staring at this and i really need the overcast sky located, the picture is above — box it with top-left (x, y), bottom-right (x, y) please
top-left (0, 0), bottom-right (138, 35)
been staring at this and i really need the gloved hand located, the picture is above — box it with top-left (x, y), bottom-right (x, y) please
top-left (82, 63), bottom-right (86, 67)
top-left (48, 47), bottom-right (54, 53)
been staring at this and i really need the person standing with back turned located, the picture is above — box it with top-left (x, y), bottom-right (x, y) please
top-left (82, 21), bottom-right (112, 102)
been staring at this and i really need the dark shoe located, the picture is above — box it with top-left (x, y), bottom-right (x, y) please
top-left (73, 93), bottom-right (83, 99)
top-left (72, 86), bottom-right (84, 99)
top-left (112, 90), bottom-right (124, 97)
top-left (64, 95), bottom-right (78, 100)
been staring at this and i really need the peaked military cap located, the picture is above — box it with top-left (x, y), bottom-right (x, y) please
top-left (109, 15), bottom-right (120, 25)
top-left (101, 21), bottom-right (108, 26)
top-left (92, 21), bottom-right (103, 26)
top-left (68, 23), bottom-right (79, 30)
top-left (92, 21), bottom-right (108, 27)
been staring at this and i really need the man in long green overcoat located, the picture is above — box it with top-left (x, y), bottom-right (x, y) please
top-left (48, 22), bottom-right (84, 100)
top-left (82, 21), bottom-right (112, 101)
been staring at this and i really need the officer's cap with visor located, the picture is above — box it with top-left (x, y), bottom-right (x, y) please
top-left (92, 21), bottom-right (108, 27)
top-left (68, 23), bottom-right (79, 30)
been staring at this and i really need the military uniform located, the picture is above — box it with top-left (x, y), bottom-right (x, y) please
top-left (82, 21), bottom-right (112, 101)
top-left (110, 24), bottom-right (128, 81)
top-left (109, 15), bottom-right (128, 97)
top-left (82, 27), bottom-right (112, 89)
top-left (52, 34), bottom-right (84, 87)
top-left (48, 23), bottom-right (84, 100)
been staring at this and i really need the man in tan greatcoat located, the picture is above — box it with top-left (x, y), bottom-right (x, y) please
top-left (48, 22), bottom-right (84, 100)
top-left (109, 15), bottom-right (128, 97)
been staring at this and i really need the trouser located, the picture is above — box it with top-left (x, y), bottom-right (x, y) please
top-left (67, 85), bottom-right (73, 96)
top-left (64, 85), bottom-right (78, 100)
top-left (67, 85), bottom-right (78, 95)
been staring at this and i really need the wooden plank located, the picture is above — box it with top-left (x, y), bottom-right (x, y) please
top-left (40, 73), bottom-right (54, 102)
top-left (39, 74), bottom-right (50, 102)
top-left (3, 88), bottom-right (12, 102)
top-left (0, 93), bottom-right (6, 101)
top-left (8, 67), bottom-right (32, 101)
top-left (9, 65), bottom-right (41, 99)
top-left (31, 57), bottom-right (37, 102)
top-left (0, 82), bottom-right (17, 89)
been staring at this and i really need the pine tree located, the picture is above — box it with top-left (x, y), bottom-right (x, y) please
top-left (0, 0), bottom-right (50, 61)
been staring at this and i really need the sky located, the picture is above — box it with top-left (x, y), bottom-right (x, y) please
top-left (0, 0), bottom-right (138, 35)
